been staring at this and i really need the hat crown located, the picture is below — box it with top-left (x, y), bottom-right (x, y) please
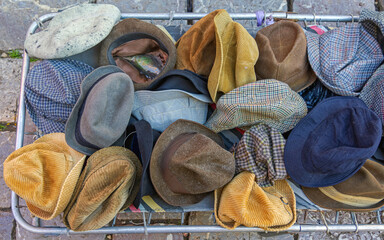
top-left (160, 132), bottom-right (235, 195)
top-left (302, 107), bottom-right (382, 175)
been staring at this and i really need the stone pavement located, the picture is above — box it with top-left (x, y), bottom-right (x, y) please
top-left (0, 0), bottom-right (382, 239)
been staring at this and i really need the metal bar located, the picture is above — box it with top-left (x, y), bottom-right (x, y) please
top-left (9, 222), bottom-right (384, 235)
top-left (377, 211), bottom-right (382, 224)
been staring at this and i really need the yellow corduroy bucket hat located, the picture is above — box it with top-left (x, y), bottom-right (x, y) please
top-left (214, 171), bottom-right (296, 231)
top-left (3, 133), bottom-right (86, 220)
top-left (176, 9), bottom-right (259, 102)
top-left (63, 146), bottom-right (142, 231)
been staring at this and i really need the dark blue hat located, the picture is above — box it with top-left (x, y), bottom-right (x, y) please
top-left (146, 69), bottom-right (209, 96)
top-left (284, 96), bottom-right (382, 188)
top-left (25, 59), bottom-right (94, 134)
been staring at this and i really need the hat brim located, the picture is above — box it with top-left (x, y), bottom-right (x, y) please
top-left (150, 119), bottom-right (224, 206)
top-left (65, 65), bottom-right (125, 156)
top-left (284, 96), bottom-right (374, 187)
top-left (302, 159), bottom-right (384, 212)
top-left (26, 133), bottom-right (86, 220)
top-left (99, 18), bottom-right (177, 90)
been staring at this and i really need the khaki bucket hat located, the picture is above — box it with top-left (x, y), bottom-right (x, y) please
top-left (3, 133), bottom-right (86, 220)
top-left (64, 146), bottom-right (142, 231)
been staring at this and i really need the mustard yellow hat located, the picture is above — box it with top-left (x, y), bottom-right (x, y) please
top-left (3, 133), bottom-right (86, 220)
top-left (214, 171), bottom-right (296, 231)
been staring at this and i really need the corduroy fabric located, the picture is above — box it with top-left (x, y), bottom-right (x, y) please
top-left (204, 79), bottom-right (307, 133)
top-left (234, 123), bottom-right (287, 187)
top-left (99, 18), bottom-right (176, 90)
top-left (302, 160), bottom-right (384, 211)
top-left (255, 20), bottom-right (316, 92)
top-left (24, 3), bottom-right (120, 59)
top-left (3, 133), bottom-right (86, 220)
top-left (150, 119), bottom-right (235, 206)
top-left (306, 23), bottom-right (384, 96)
top-left (284, 96), bottom-right (383, 188)
top-left (65, 65), bottom-right (134, 156)
top-left (214, 171), bottom-right (296, 231)
top-left (64, 147), bottom-right (142, 231)
top-left (25, 59), bottom-right (94, 134)
top-left (175, 9), bottom-right (259, 102)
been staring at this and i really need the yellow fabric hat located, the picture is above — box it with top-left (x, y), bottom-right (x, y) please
top-left (208, 12), bottom-right (259, 102)
top-left (176, 9), bottom-right (259, 102)
top-left (3, 133), bottom-right (86, 220)
top-left (214, 171), bottom-right (296, 231)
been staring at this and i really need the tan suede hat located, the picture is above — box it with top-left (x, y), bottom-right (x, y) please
top-left (214, 171), bottom-right (296, 231)
top-left (99, 18), bottom-right (177, 90)
top-left (64, 146), bottom-right (142, 231)
top-left (255, 20), bottom-right (316, 91)
top-left (150, 119), bottom-right (235, 206)
top-left (302, 160), bottom-right (384, 212)
top-left (3, 133), bottom-right (86, 220)
top-left (176, 9), bottom-right (259, 102)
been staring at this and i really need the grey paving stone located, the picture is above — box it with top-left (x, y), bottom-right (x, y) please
top-left (16, 207), bottom-right (106, 240)
top-left (0, 210), bottom-right (15, 240)
top-left (0, 131), bottom-right (16, 209)
top-left (113, 231), bottom-right (184, 240)
top-left (293, 0), bottom-right (374, 16)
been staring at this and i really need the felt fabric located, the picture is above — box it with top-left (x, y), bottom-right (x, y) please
top-left (3, 133), bottom-right (86, 220)
top-left (255, 20), bottom-right (316, 91)
top-left (214, 171), bottom-right (296, 231)
top-left (65, 66), bottom-right (134, 156)
top-left (204, 79), bottom-right (307, 133)
top-left (24, 3), bottom-right (120, 59)
top-left (63, 147), bottom-right (142, 231)
top-left (150, 119), bottom-right (235, 206)
top-left (284, 96), bottom-right (383, 188)
top-left (302, 160), bottom-right (384, 211)
top-left (99, 18), bottom-right (176, 90)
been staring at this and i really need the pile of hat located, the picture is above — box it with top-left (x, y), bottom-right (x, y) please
top-left (4, 2), bottom-right (384, 232)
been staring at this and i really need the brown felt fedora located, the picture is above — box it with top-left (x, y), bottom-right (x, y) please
top-left (150, 119), bottom-right (235, 206)
top-left (255, 20), bottom-right (316, 91)
top-left (64, 146), bottom-right (142, 231)
top-left (302, 159), bottom-right (384, 212)
top-left (99, 18), bottom-right (176, 90)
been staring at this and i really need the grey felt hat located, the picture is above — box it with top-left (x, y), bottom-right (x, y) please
top-left (24, 3), bottom-right (120, 59)
top-left (65, 65), bottom-right (134, 156)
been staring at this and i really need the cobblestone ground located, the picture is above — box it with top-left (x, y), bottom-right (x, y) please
top-left (0, 0), bottom-right (383, 239)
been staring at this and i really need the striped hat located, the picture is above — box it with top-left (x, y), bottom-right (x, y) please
top-left (306, 19), bottom-right (384, 96)
top-left (25, 59), bottom-right (94, 134)
top-left (204, 79), bottom-right (307, 133)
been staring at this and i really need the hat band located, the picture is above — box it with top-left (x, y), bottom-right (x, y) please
top-left (319, 186), bottom-right (383, 207)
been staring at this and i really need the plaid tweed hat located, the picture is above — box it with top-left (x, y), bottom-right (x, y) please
top-left (234, 123), bottom-right (287, 187)
top-left (24, 3), bottom-right (120, 59)
top-left (204, 79), bottom-right (307, 133)
top-left (25, 59), bottom-right (94, 134)
top-left (306, 20), bottom-right (384, 96)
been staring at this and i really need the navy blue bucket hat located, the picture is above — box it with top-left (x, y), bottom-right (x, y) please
top-left (284, 96), bottom-right (382, 188)
top-left (25, 59), bottom-right (94, 134)
top-left (146, 69), bottom-right (209, 96)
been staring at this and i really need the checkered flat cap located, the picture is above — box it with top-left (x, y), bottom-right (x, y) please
top-left (234, 123), bottom-right (287, 187)
top-left (204, 79), bottom-right (307, 133)
top-left (25, 59), bottom-right (94, 134)
top-left (306, 20), bottom-right (384, 96)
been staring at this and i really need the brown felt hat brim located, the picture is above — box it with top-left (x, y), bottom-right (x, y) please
top-left (99, 18), bottom-right (177, 90)
top-left (150, 119), bottom-right (224, 206)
